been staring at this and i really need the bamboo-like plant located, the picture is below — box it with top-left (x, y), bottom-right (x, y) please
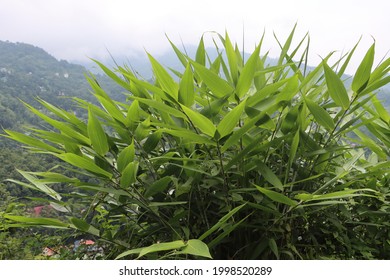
top-left (2, 25), bottom-right (389, 259)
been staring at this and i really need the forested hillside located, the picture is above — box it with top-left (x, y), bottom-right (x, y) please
top-left (0, 41), bottom-right (122, 199)
top-left (0, 40), bottom-right (123, 132)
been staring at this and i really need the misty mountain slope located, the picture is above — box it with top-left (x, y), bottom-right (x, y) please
top-left (0, 40), bottom-right (123, 131)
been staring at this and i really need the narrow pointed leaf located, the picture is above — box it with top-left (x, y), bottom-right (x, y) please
top-left (179, 64), bottom-right (195, 106)
top-left (148, 53), bottom-right (179, 100)
top-left (117, 141), bottom-right (135, 173)
top-left (256, 185), bottom-right (297, 207)
top-left (120, 162), bottom-right (139, 188)
top-left (224, 32), bottom-right (238, 84)
top-left (88, 106), bottom-right (109, 156)
top-left (166, 36), bottom-right (188, 68)
top-left (159, 128), bottom-right (215, 145)
top-left (139, 240), bottom-right (186, 258)
top-left (58, 153), bottom-right (112, 179)
top-left (190, 60), bottom-right (234, 98)
top-left (195, 36), bottom-right (206, 66)
top-left (217, 100), bottom-right (246, 138)
top-left (143, 131), bottom-right (162, 153)
top-left (16, 170), bottom-right (62, 201)
top-left (287, 129), bottom-right (300, 174)
top-left (199, 204), bottom-right (246, 240)
top-left (181, 105), bottom-right (216, 137)
top-left (3, 130), bottom-right (62, 153)
top-left (324, 63), bottom-right (350, 110)
top-left (130, 97), bottom-right (186, 119)
top-left (305, 98), bottom-right (335, 131)
top-left (180, 239), bottom-right (212, 259)
top-left (256, 162), bottom-right (283, 190)
top-left (4, 215), bottom-right (69, 228)
top-left (70, 217), bottom-right (100, 236)
top-left (236, 44), bottom-right (260, 98)
top-left (269, 238), bottom-right (279, 259)
top-left (352, 43), bottom-right (375, 93)
top-left (144, 176), bottom-right (172, 198)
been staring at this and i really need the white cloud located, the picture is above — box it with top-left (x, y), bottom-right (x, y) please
top-left (0, 0), bottom-right (388, 73)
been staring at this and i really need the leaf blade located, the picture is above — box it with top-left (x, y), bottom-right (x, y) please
top-left (324, 63), bottom-right (350, 110)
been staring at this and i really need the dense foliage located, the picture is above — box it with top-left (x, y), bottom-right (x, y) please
top-left (1, 27), bottom-right (390, 259)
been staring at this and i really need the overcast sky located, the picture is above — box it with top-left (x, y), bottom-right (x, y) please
top-left (0, 0), bottom-right (388, 74)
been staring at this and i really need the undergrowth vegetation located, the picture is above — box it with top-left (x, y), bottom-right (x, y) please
top-left (1, 26), bottom-right (390, 259)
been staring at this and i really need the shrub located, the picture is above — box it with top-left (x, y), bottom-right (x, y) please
top-left (2, 26), bottom-right (390, 259)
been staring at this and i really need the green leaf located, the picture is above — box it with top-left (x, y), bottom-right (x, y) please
top-left (200, 96), bottom-right (229, 118)
top-left (256, 162), bottom-right (283, 190)
top-left (134, 117), bottom-right (151, 141)
top-left (144, 176), bottom-right (172, 198)
top-left (70, 217), bottom-right (100, 236)
top-left (148, 53), bottom-right (179, 100)
top-left (255, 185), bottom-right (297, 207)
top-left (58, 153), bottom-right (113, 179)
top-left (195, 36), bottom-right (206, 66)
top-left (269, 238), bottom-right (279, 259)
top-left (179, 239), bottom-right (212, 259)
top-left (143, 131), bottom-right (162, 153)
top-left (22, 101), bottom-right (90, 145)
top-left (372, 96), bottom-right (390, 123)
top-left (224, 31), bottom-right (238, 85)
top-left (167, 36), bottom-right (188, 68)
top-left (179, 64), bottom-right (195, 106)
top-left (181, 105), bottom-right (216, 137)
top-left (217, 99), bottom-right (246, 138)
top-left (120, 162), bottom-right (139, 188)
top-left (287, 129), bottom-right (300, 180)
top-left (87, 106), bottom-right (109, 156)
top-left (126, 100), bottom-right (140, 129)
top-left (247, 78), bottom-right (290, 107)
top-left (207, 214), bottom-right (250, 249)
top-left (324, 63), bottom-right (350, 110)
top-left (130, 97), bottom-right (186, 119)
top-left (199, 203), bottom-right (246, 240)
top-left (280, 106), bottom-right (299, 134)
top-left (159, 128), bottom-right (215, 145)
top-left (115, 248), bottom-right (143, 259)
top-left (352, 43), bottom-right (375, 93)
top-left (139, 240), bottom-right (186, 258)
top-left (3, 130), bottom-right (62, 154)
top-left (36, 97), bottom-right (87, 131)
top-left (305, 98), bottom-right (335, 131)
top-left (236, 43), bottom-right (260, 98)
top-left (16, 170), bottom-right (62, 201)
top-left (125, 74), bottom-right (168, 100)
top-left (94, 95), bottom-right (127, 125)
top-left (4, 215), bottom-right (69, 228)
top-left (190, 60), bottom-right (234, 98)
top-left (91, 59), bottom-right (132, 90)
top-left (116, 240), bottom-right (186, 259)
top-left (149, 201), bottom-right (188, 207)
top-left (27, 171), bottom-right (79, 184)
top-left (276, 74), bottom-right (299, 102)
top-left (221, 112), bottom-right (267, 152)
top-left (117, 141), bottom-right (135, 173)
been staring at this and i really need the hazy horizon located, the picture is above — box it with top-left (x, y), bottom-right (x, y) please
top-left (0, 0), bottom-right (389, 75)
